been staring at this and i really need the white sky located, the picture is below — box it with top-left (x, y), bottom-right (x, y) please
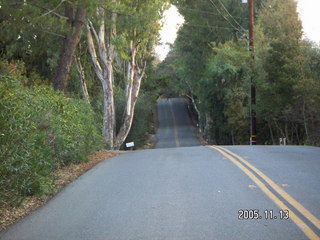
top-left (155, 5), bottom-right (184, 61)
top-left (156, 1), bottom-right (320, 61)
top-left (296, 0), bottom-right (320, 43)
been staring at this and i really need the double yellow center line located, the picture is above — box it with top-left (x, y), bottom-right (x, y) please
top-left (209, 145), bottom-right (320, 240)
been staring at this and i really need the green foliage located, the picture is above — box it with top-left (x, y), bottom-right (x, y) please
top-left (1, 0), bottom-right (169, 150)
top-left (0, 0), bottom-right (65, 80)
top-left (0, 0), bottom-right (100, 87)
top-left (159, 0), bottom-right (320, 146)
top-left (200, 40), bottom-right (251, 144)
top-left (0, 61), bottom-right (103, 205)
top-left (254, 0), bottom-right (310, 145)
top-left (159, 0), bottom-right (258, 144)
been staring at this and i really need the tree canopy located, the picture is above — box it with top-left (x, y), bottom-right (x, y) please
top-left (158, 0), bottom-right (320, 145)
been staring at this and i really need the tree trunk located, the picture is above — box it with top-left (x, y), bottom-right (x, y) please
top-left (302, 99), bottom-right (309, 138)
top-left (86, 7), bottom-right (116, 149)
top-left (114, 43), bottom-right (146, 149)
top-left (268, 121), bottom-right (275, 144)
top-left (53, 5), bottom-right (86, 91)
top-left (103, 61), bottom-right (116, 149)
top-left (285, 122), bottom-right (290, 144)
top-left (87, 1), bottom-right (147, 150)
top-left (186, 93), bottom-right (201, 127)
top-left (75, 55), bottom-right (90, 103)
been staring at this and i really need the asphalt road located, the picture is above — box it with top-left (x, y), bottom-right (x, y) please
top-left (155, 98), bottom-right (200, 148)
top-left (1, 98), bottom-right (320, 240)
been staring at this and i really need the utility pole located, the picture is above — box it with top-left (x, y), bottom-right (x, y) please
top-left (248, 0), bottom-right (257, 145)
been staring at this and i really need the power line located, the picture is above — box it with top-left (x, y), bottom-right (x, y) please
top-left (216, 0), bottom-right (246, 31)
top-left (208, 0), bottom-right (240, 32)
top-left (183, 22), bottom-right (237, 30)
top-left (178, 6), bottom-right (246, 20)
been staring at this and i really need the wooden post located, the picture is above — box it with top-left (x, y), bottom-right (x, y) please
top-left (249, 0), bottom-right (257, 145)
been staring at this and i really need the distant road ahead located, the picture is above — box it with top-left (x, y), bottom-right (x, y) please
top-left (155, 98), bottom-right (200, 148)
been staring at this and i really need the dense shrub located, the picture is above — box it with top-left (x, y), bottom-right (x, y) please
top-left (0, 62), bottom-right (103, 205)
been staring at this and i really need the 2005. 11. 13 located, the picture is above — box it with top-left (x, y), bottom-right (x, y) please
top-left (238, 209), bottom-right (289, 220)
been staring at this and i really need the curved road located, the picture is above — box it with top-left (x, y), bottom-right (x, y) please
top-left (1, 98), bottom-right (320, 240)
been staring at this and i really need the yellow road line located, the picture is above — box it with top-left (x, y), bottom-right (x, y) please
top-left (215, 145), bottom-right (320, 230)
top-left (169, 99), bottom-right (180, 147)
top-left (209, 146), bottom-right (320, 240)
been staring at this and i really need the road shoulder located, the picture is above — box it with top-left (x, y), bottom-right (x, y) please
top-left (0, 150), bottom-right (119, 232)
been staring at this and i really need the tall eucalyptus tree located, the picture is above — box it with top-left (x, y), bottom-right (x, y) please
top-left (87, 0), bottom-right (169, 149)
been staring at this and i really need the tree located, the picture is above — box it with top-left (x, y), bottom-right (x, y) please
top-left (53, 1), bottom-right (87, 91)
top-left (0, 0), bottom-right (63, 80)
top-left (0, 0), bottom-right (91, 91)
top-left (166, 0), bottom-right (257, 143)
top-left (255, 0), bottom-right (303, 144)
top-left (87, 0), bottom-right (168, 149)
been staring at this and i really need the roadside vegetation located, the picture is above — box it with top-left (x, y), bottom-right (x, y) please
top-left (157, 0), bottom-right (320, 146)
top-left (0, 61), bottom-right (103, 205)
top-left (0, 0), bottom-right (168, 211)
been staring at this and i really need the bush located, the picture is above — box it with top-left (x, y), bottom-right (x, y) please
top-left (0, 62), bottom-right (103, 205)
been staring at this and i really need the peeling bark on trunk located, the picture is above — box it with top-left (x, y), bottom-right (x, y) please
top-left (87, 3), bottom-right (146, 150)
top-left (87, 19), bottom-right (115, 149)
top-left (186, 94), bottom-right (201, 126)
top-left (54, 5), bottom-right (86, 91)
top-left (86, 4), bottom-right (117, 149)
top-left (114, 48), bottom-right (146, 150)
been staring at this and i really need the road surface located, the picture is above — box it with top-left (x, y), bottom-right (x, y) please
top-left (1, 98), bottom-right (319, 240)
top-left (155, 98), bottom-right (200, 148)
